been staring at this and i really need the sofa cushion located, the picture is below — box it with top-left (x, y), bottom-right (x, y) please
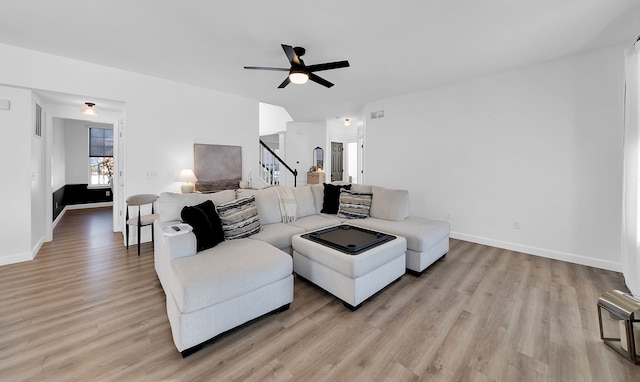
top-left (370, 186), bottom-right (410, 221)
top-left (248, 223), bottom-right (305, 251)
top-left (180, 200), bottom-right (224, 252)
top-left (169, 239), bottom-right (293, 314)
top-left (215, 196), bottom-right (261, 240)
top-left (236, 187), bottom-right (282, 225)
top-left (321, 183), bottom-right (352, 214)
top-left (287, 214), bottom-right (341, 232)
top-left (348, 217), bottom-right (450, 253)
top-left (158, 190), bottom-right (236, 222)
top-left (351, 184), bottom-right (372, 194)
top-left (292, 186), bottom-right (316, 218)
top-left (337, 189), bottom-right (373, 219)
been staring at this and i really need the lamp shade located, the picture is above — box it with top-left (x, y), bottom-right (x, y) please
top-left (176, 169), bottom-right (198, 182)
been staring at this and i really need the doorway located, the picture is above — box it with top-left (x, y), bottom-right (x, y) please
top-left (35, 89), bottom-right (125, 244)
top-left (331, 141), bottom-right (344, 182)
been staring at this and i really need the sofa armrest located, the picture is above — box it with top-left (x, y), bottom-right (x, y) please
top-left (154, 220), bottom-right (197, 261)
top-left (165, 231), bottom-right (197, 260)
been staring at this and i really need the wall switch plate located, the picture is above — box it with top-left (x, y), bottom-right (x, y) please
top-left (0, 99), bottom-right (10, 110)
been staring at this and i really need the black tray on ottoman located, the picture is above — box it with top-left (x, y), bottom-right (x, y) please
top-left (301, 224), bottom-right (396, 255)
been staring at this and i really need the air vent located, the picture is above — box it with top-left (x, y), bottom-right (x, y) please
top-left (35, 103), bottom-right (42, 137)
top-left (370, 110), bottom-right (384, 119)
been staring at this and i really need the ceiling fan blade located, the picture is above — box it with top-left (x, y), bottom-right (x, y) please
top-left (309, 73), bottom-right (334, 88)
top-left (306, 60), bottom-right (350, 72)
top-left (278, 77), bottom-right (291, 88)
top-left (281, 44), bottom-right (300, 66)
top-left (244, 66), bottom-right (289, 71)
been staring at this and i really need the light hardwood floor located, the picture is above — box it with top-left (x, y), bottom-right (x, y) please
top-left (1, 207), bottom-right (639, 381)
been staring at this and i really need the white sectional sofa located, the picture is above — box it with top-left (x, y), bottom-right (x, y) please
top-left (153, 183), bottom-right (449, 356)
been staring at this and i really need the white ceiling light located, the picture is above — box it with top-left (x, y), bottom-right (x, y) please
top-left (81, 102), bottom-right (100, 116)
top-left (289, 71), bottom-right (309, 85)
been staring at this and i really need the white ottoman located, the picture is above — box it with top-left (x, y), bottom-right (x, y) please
top-left (292, 226), bottom-right (406, 310)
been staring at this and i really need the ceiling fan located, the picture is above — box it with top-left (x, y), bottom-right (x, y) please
top-left (244, 44), bottom-right (350, 88)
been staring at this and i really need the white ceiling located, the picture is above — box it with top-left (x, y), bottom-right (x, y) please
top-left (1, 0), bottom-right (639, 122)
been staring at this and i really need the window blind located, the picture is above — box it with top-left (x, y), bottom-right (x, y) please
top-left (89, 128), bottom-right (113, 157)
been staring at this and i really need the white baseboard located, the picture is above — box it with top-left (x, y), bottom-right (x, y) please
top-left (0, 251), bottom-right (34, 267)
top-left (450, 231), bottom-right (622, 272)
top-left (2, 204), bottom-right (115, 268)
top-left (0, 236), bottom-right (47, 266)
top-left (52, 209), bottom-right (66, 229)
top-left (31, 236), bottom-right (45, 260)
top-left (65, 202), bottom-right (113, 210)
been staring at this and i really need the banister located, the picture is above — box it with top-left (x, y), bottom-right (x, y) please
top-left (259, 140), bottom-right (298, 186)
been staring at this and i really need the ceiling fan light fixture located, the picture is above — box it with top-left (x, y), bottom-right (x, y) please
top-left (81, 102), bottom-right (100, 116)
top-left (289, 71), bottom-right (309, 85)
top-left (245, 44), bottom-right (348, 88)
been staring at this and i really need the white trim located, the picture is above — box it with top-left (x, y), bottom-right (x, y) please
top-left (31, 236), bottom-right (45, 261)
top-left (52, 208), bottom-right (66, 229)
top-left (0, 252), bottom-right (34, 266)
top-left (450, 231), bottom-right (622, 272)
top-left (65, 201), bottom-right (113, 210)
top-left (86, 184), bottom-right (111, 190)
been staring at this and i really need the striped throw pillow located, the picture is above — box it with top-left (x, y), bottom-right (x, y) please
top-left (337, 189), bottom-right (373, 219)
top-left (215, 195), bottom-right (261, 240)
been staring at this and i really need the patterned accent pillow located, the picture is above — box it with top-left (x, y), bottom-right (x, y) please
top-left (337, 189), bottom-right (373, 219)
top-left (215, 195), bottom-right (261, 240)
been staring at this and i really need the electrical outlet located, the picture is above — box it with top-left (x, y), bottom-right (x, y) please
top-left (513, 221), bottom-right (521, 230)
top-left (446, 212), bottom-right (451, 221)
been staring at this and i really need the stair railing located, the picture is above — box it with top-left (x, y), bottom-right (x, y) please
top-left (259, 140), bottom-right (298, 187)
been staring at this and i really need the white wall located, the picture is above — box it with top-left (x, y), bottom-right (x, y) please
top-left (0, 43), bottom-right (259, 265)
top-left (259, 102), bottom-right (292, 136)
top-left (0, 86), bottom-right (32, 264)
top-left (364, 45), bottom-right (625, 271)
top-left (285, 121), bottom-right (326, 186)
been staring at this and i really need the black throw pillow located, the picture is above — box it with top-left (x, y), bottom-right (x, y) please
top-left (321, 183), bottom-right (352, 214)
top-left (180, 200), bottom-right (225, 252)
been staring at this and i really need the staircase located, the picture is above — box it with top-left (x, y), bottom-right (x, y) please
top-left (259, 140), bottom-right (298, 187)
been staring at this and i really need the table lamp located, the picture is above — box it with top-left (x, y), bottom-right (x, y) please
top-left (176, 169), bottom-right (198, 193)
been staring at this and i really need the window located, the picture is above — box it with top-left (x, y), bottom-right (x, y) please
top-left (89, 127), bottom-right (114, 186)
